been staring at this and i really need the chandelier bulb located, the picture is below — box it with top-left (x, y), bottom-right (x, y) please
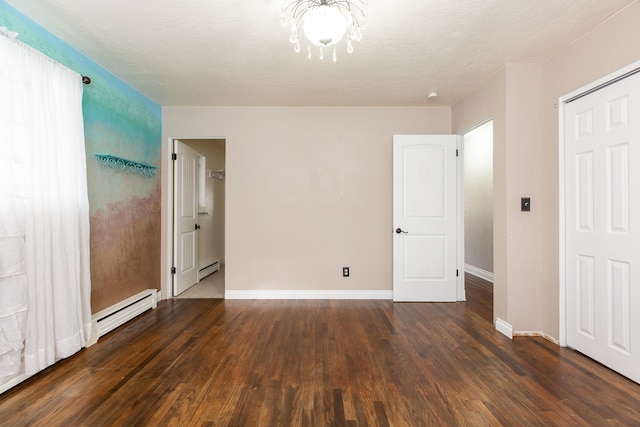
top-left (347, 40), bottom-right (354, 54)
top-left (281, 0), bottom-right (369, 61)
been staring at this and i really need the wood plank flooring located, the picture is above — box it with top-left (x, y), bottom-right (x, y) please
top-left (1, 276), bottom-right (640, 426)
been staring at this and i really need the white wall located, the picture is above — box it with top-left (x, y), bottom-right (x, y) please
top-left (161, 107), bottom-right (451, 296)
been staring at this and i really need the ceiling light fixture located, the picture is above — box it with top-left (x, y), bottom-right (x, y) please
top-left (280, 0), bottom-right (368, 62)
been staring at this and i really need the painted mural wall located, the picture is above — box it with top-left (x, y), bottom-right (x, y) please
top-left (0, 1), bottom-right (162, 312)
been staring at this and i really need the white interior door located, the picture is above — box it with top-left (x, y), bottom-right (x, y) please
top-left (173, 140), bottom-right (199, 296)
top-left (565, 71), bottom-right (640, 383)
top-left (393, 135), bottom-right (460, 302)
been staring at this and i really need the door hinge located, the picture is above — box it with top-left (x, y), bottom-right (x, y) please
top-left (456, 269), bottom-right (459, 277)
top-left (171, 267), bottom-right (176, 274)
top-left (171, 153), bottom-right (177, 160)
top-left (456, 149), bottom-right (459, 157)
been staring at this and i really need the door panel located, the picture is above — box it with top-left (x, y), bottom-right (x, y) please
top-left (565, 71), bottom-right (640, 383)
top-left (393, 135), bottom-right (459, 302)
top-left (173, 140), bottom-right (199, 296)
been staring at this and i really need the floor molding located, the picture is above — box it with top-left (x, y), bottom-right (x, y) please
top-left (465, 264), bottom-right (494, 283)
top-left (495, 317), bottom-right (513, 339)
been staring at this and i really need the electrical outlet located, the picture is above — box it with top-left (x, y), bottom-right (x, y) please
top-left (521, 197), bottom-right (531, 212)
top-left (342, 267), bottom-right (350, 277)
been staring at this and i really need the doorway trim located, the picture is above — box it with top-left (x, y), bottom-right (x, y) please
top-left (163, 136), bottom-right (227, 300)
top-left (558, 59), bottom-right (640, 347)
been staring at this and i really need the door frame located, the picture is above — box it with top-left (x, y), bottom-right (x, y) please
top-left (558, 59), bottom-right (640, 347)
top-left (163, 136), bottom-right (227, 300)
top-left (457, 136), bottom-right (465, 301)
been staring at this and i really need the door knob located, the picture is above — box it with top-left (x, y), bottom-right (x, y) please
top-left (395, 228), bottom-right (407, 234)
top-left (195, 224), bottom-right (201, 230)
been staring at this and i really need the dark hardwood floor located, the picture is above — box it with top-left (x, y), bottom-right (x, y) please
top-left (2, 276), bottom-right (640, 426)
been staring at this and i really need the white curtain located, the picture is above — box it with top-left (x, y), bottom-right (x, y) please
top-left (0, 32), bottom-right (92, 385)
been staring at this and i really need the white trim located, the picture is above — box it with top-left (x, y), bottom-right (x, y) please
top-left (457, 135), bottom-right (466, 301)
top-left (558, 96), bottom-right (567, 348)
top-left (225, 290), bottom-right (393, 300)
top-left (88, 289), bottom-right (158, 346)
top-left (458, 116), bottom-right (494, 136)
top-left (495, 317), bottom-right (513, 339)
top-left (198, 259), bottom-right (220, 281)
top-left (561, 61), bottom-right (640, 102)
top-left (464, 264), bottom-right (494, 283)
top-left (557, 59), bottom-right (640, 348)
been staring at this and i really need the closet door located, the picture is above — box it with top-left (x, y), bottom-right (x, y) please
top-left (565, 70), bottom-right (640, 383)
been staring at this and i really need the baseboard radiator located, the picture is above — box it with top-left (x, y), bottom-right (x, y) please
top-left (87, 289), bottom-right (159, 346)
top-left (198, 259), bottom-right (220, 281)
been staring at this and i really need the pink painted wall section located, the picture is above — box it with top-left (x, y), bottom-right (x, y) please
top-left (90, 183), bottom-right (161, 311)
top-left (161, 107), bottom-right (451, 297)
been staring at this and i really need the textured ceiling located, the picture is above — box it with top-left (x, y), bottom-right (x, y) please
top-left (4, 0), bottom-right (636, 106)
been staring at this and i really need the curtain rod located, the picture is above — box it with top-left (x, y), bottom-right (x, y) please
top-left (0, 26), bottom-right (91, 85)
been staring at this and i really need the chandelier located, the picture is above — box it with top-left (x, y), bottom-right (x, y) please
top-left (280, 0), bottom-right (369, 62)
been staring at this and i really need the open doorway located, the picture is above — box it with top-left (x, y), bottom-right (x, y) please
top-left (463, 121), bottom-right (494, 288)
top-left (172, 138), bottom-right (226, 299)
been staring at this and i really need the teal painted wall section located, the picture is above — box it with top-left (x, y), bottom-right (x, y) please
top-left (1, 1), bottom-right (162, 312)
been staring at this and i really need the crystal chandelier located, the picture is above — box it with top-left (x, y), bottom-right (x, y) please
top-left (280, 0), bottom-right (369, 62)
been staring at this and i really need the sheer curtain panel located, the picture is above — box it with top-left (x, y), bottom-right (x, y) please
top-left (0, 32), bottom-right (92, 389)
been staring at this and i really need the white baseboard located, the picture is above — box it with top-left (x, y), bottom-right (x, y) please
top-left (198, 259), bottom-right (220, 281)
top-left (88, 289), bottom-right (158, 347)
top-left (225, 290), bottom-right (393, 300)
top-left (495, 317), bottom-right (513, 339)
top-left (464, 264), bottom-right (494, 283)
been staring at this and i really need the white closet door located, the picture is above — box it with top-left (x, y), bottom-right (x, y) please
top-left (565, 71), bottom-right (640, 383)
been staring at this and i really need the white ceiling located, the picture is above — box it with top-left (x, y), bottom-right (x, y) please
top-left (5, 0), bottom-right (636, 107)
